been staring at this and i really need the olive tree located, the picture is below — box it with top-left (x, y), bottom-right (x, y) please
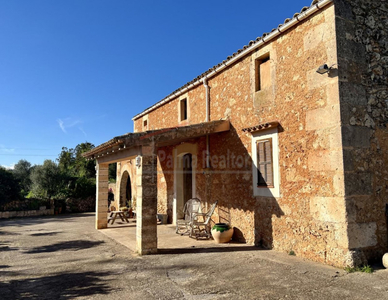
top-left (30, 160), bottom-right (63, 199)
top-left (13, 159), bottom-right (32, 196)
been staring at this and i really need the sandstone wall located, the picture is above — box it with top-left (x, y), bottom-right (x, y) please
top-left (132, 4), bottom-right (352, 266)
top-left (334, 0), bottom-right (388, 264)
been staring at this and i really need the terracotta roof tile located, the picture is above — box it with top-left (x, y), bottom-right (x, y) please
top-left (242, 121), bottom-right (280, 133)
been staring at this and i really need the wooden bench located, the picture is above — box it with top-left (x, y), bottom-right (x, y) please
top-left (108, 211), bottom-right (129, 225)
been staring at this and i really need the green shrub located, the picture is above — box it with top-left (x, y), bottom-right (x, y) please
top-left (0, 167), bottom-right (21, 206)
top-left (344, 265), bottom-right (374, 273)
top-left (72, 177), bottom-right (96, 199)
top-left (212, 223), bottom-right (232, 233)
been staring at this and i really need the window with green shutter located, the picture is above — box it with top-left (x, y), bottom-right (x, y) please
top-left (256, 138), bottom-right (273, 187)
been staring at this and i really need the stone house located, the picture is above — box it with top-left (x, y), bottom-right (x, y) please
top-left (83, 0), bottom-right (388, 267)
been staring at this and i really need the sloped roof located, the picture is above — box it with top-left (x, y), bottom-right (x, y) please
top-left (83, 120), bottom-right (230, 159)
top-left (133, 0), bottom-right (332, 120)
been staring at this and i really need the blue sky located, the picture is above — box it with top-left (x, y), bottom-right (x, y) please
top-left (0, 0), bottom-right (312, 168)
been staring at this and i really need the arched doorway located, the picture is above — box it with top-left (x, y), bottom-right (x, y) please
top-left (120, 171), bottom-right (132, 208)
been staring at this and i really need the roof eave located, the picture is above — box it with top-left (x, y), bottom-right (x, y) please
top-left (132, 0), bottom-right (333, 121)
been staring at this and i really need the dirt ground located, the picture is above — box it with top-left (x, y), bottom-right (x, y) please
top-left (1, 213), bottom-right (388, 300)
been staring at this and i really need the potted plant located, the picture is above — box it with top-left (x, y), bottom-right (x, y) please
top-left (211, 223), bottom-right (234, 243)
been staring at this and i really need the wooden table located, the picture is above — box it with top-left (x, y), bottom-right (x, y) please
top-left (108, 211), bottom-right (129, 225)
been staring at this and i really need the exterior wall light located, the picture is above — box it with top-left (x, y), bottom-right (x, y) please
top-left (316, 64), bottom-right (330, 74)
top-left (135, 155), bottom-right (141, 167)
top-left (316, 63), bottom-right (337, 75)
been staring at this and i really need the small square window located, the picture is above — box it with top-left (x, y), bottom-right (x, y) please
top-left (142, 115), bottom-right (148, 131)
top-left (180, 98), bottom-right (188, 121)
top-left (255, 54), bottom-right (270, 92)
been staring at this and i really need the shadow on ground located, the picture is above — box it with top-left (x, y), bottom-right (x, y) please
top-left (0, 213), bottom-right (95, 228)
top-left (157, 245), bottom-right (260, 255)
top-left (0, 230), bottom-right (20, 235)
top-left (25, 240), bottom-right (104, 254)
top-left (29, 232), bottom-right (61, 237)
top-left (0, 271), bottom-right (113, 300)
top-left (0, 246), bottom-right (19, 252)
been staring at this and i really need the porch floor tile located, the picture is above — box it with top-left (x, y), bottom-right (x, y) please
top-left (99, 218), bottom-right (250, 254)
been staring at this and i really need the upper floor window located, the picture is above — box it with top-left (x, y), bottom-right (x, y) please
top-left (180, 98), bottom-right (188, 121)
top-left (142, 115), bottom-right (149, 131)
top-left (255, 53), bottom-right (270, 92)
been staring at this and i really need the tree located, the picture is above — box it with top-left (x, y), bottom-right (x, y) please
top-left (31, 160), bottom-right (63, 199)
top-left (109, 163), bottom-right (117, 182)
top-left (74, 142), bottom-right (95, 178)
top-left (57, 142), bottom-right (95, 178)
top-left (0, 167), bottom-right (21, 205)
top-left (57, 147), bottom-right (75, 175)
top-left (13, 159), bottom-right (32, 195)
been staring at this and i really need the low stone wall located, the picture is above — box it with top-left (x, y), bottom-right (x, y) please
top-left (0, 208), bottom-right (54, 219)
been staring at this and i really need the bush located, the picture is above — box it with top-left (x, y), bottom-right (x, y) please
top-left (0, 168), bottom-right (21, 206)
top-left (30, 160), bottom-right (63, 199)
top-left (72, 177), bottom-right (96, 199)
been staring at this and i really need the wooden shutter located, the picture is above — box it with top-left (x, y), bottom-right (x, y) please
top-left (256, 138), bottom-right (273, 187)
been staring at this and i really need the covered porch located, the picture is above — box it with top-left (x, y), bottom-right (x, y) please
top-left (83, 120), bottom-right (230, 255)
top-left (99, 218), bottom-right (251, 254)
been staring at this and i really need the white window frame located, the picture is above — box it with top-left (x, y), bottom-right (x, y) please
top-left (252, 127), bottom-right (280, 197)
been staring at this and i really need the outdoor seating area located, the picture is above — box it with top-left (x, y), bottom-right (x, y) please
top-left (175, 198), bottom-right (218, 240)
top-left (103, 199), bottom-right (237, 253)
top-left (107, 205), bottom-right (169, 226)
top-left (100, 217), bottom-right (245, 254)
top-left (107, 210), bottom-right (129, 225)
top-left (175, 198), bottom-right (202, 235)
top-left (190, 201), bottom-right (218, 239)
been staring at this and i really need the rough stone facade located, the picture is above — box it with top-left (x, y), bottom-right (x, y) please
top-left (104, 0), bottom-right (388, 267)
top-left (334, 0), bottom-right (388, 264)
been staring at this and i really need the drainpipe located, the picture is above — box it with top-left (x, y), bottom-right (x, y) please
top-left (203, 77), bottom-right (210, 168)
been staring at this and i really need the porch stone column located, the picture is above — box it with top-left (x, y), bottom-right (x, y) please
top-left (96, 162), bottom-right (109, 229)
top-left (136, 145), bottom-right (158, 254)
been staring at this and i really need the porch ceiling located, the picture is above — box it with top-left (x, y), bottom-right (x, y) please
top-left (83, 119), bottom-right (230, 160)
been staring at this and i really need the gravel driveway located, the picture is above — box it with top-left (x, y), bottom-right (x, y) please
top-left (1, 213), bottom-right (388, 299)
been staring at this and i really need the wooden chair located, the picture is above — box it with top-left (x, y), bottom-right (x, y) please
top-left (189, 201), bottom-right (218, 239)
top-left (176, 198), bottom-right (202, 235)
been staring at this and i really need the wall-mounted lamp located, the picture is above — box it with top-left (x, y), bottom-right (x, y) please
top-left (135, 155), bottom-right (141, 167)
top-left (316, 63), bottom-right (337, 75)
top-left (316, 64), bottom-right (330, 74)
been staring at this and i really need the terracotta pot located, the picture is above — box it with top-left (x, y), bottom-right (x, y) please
top-left (211, 223), bottom-right (234, 243)
top-left (383, 253), bottom-right (388, 268)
